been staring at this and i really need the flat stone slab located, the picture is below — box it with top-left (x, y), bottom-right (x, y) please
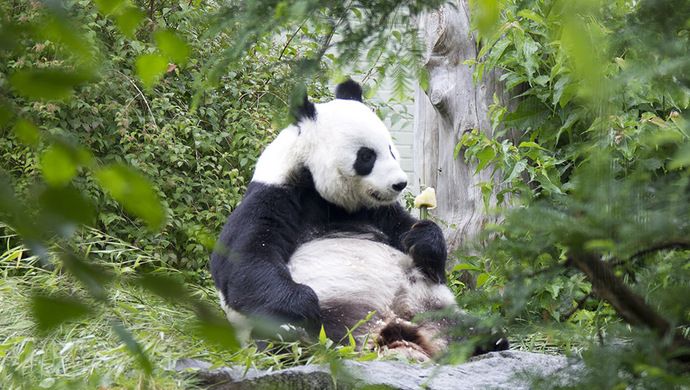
top-left (176, 350), bottom-right (573, 389)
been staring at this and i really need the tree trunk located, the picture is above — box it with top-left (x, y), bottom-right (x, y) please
top-left (413, 1), bottom-right (508, 251)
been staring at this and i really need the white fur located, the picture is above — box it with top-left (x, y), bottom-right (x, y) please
top-left (288, 237), bottom-right (457, 320)
top-left (217, 291), bottom-right (252, 343)
top-left (252, 99), bottom-right (408, 212)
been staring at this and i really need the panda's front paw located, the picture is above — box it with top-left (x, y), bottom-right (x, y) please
top-left (402, 220), bottom-right (447, 284)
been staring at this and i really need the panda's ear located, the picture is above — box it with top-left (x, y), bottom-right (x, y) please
top-left (335, 78), bottom-right (363, 102)
top-left (291, 93), bottom-right (316, 123)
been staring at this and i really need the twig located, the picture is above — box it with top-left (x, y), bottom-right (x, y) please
top-left (562, 292), bottom-right (592, 321)
top-left (116, 70), bottom-right (159, 132)
top-left (630, 241), bottom-right (690, 261)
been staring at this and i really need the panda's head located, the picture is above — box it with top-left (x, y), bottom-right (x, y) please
top-left (293, 80), bottom-right (408, 212)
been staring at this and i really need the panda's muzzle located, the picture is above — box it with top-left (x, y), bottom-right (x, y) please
top-left (368, 189), bottom-right (397, 204)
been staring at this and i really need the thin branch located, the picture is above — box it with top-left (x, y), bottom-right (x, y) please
top-left (630, 241), bottom-right (690, 261)
top-left (568, 251), bottom-right (690, 363)
top-left (562, 292), bottom-right (592, 321)
top-left (116, 70), bottom-right (159, 132)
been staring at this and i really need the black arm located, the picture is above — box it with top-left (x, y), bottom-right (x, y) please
top-left (368, 203), bottom-right (448, 283)
top-left (210, 182), bottom-right (321, 334)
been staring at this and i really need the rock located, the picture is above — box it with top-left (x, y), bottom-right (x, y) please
top-left (176, 350), bottom-right (574, 389)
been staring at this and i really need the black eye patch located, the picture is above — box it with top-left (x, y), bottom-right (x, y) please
top-left (354, 147), bottom-right (377, 176)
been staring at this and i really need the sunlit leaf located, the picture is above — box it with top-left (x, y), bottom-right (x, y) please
top-left (154, 29), bottom-right (190, 65)
top-left (10, 69), bottom-right (90, 101)
top-left (31, 294), bottom-right (93, 333)
top-left (13, 119), bottom-right (40, 146)
top-left (319, 325), bottom-right (328, 345)
top-left (476, 273), bottom-right (490, 288)
top-left (135, 54), bottom-right (168, 90)
top-left (95, 164), bottom-right (166, 229)
top-left (453, 263), bottom-right (482, 272)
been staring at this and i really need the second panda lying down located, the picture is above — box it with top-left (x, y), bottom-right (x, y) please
top-left (210, 79), bottom-right (509, 360)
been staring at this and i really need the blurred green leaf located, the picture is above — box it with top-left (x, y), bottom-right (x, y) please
top-left (31, 294), bottom-right (93, 333)
top-left (13, 119), bottom-right (40, 146)
top-left (40, 15), bottom-right (94, 62)
top-left (61, 252), bottom-right (112, 300)
top-left (137, 273), bottom-right (188, 301)
top-left (38, 185), bottom-right (95, 226)
top-left (135, 54), bottom-right (168, 90)
top-left (194, 316), bottom-right (240, 351)
top-left (10, 69), bottom-right (90, 101)
top-left (41, 144), bottom-right (78, 186)
top-left (95, 164), bottom-right (165, 230)
top-left (114, 6), bottom-right (144, 38)
top-left (93, 0), bottom-right (127, 15)
top-left (471, 0), bottom-right (500, 40)
top-left (111, 321), bottom-right (153, 374)
top-left (154, 29), bottom-right (190, 65)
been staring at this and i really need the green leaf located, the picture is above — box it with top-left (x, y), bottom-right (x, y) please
top-left (669, 143), bottom-right (690, 169)
top-left (93, 0), bottom-right (127, 15)
top-left (41, 144), bottom-right (78, 186)
top-left (155, 29), bottom-right (190, 64)
top-left (194, 316), bottom-right (240, 351)
top-left (135, 54), bottom-right (168, 90)
top-left (137, 273), bottom-right (188, 301)
top-left (453, 263), bottom-right (482, 272)
top-left (505, 159), bottom-right (527, 183)
top-left (38, 185), bottom-right (95, 226)
top-left (13, 119), bottom-right (40, 146)
top-left (476, 273), bottom-right (490, 288)
top-left (471, 0), bottom-right (500, 40)
top-left (475, 146), bottom-right (496, 173)
top-left (31, 294), bottom-right (93, 333)
top-left (518, 141), bottom-right (546, 150)
top-left (319, 325), bottom-right (328, 345)
top-left (111, 321), bottom-right (153, 373)
top-left (95, 164), bottom-right (166, 230)
top-left (61, 252), bottom-right (112, 299)
top-left (10, 69), bottom-right (90, 101)
top-left (115, 7), bottom-right (144, 38)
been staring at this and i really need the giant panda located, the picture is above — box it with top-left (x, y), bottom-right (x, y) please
top-left (210, 79), bottom-right (508, 360)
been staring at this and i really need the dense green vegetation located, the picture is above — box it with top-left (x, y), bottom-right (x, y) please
top-left (1, 0), bottom-right (689, 388)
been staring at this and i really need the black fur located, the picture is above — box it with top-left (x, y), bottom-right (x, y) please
top-left (353, 147), bottom-right (376, 176)
top-left (293, 94), bottom-right (316, 123)
top-left (210, 167), bottom-right (447, 336)
top-left (402, 220), bottom-right (447, 283)
top-left (335, 79), bottom-right (363, 102)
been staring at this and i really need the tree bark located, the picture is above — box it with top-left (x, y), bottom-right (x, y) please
top-left (413, 1), bottom-right (509, 251)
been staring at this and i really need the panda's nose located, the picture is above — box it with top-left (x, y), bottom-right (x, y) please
top-left (392, 181), bottom-right (407, 192)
